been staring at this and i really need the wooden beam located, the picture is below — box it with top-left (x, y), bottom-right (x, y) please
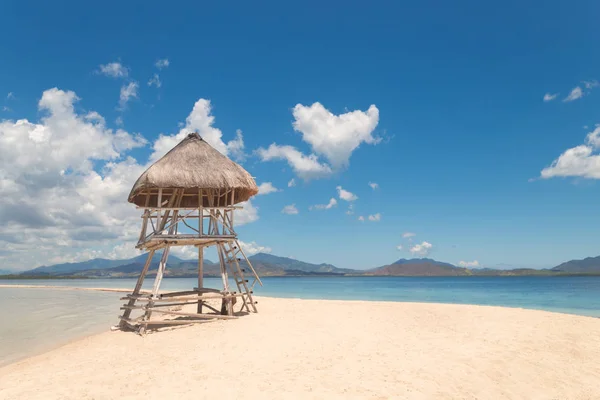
top-left (120, 307), bottom-right (237, 320)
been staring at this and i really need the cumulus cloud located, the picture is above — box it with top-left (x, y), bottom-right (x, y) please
top-left (239, 240), bottom-right (272, 256)
top-left (151, 99), bottom-right (245, 162)
top-left (311, 198), bottom-right (337, 210)
top-left (368, 213), bottom-right (381, 221)
top-left (563, 87), bottom-right (583, 102)
top-left (98, 62), bottom-right (128, 78)
top-left (358, 216), bottom-right (365, 222)
top-left (540, 125), bottom-right (600, 179)
top-left (119, 82), bottom-right (138, 109)
top-left (235, 201), bottom-right (259, 225)
top-left (256, 144), bottom-right (332, 180)
top-left (288, 178), bottom-right (296, 187)
top-left (257, 102), bottom-right (380, 180)
top-left (458, 260), bottom-right (480, 267)
top-left (409, 241), bottom-right (432, 256)
top-left (0, 88), bottom-right (147, 270)
top-left (368, 182), bottom-right (379, 190)
top-left (402, 232), bottom-right (416, 238)
top-left (0, 89), bottom-right (262, 270)
top-left (155, 59), bottom-right (170, 69)
top-left (337, 186), bottom-right (358, 201)
top-left (147, 73), bottom-right (161, 88)
top-left (543, 93), bottom-right (558, 102)
top-left (281, 204), bottom-right (299, 215)
top-left (257, 182), bottom-right (280, 195)
top-left (346, 204), bottom-right (354, 215)
top-left (292, 103), bottom-right (380, 168)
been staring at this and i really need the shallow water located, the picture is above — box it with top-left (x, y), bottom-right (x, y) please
top-left (1, 276), bottom-right (599, 366)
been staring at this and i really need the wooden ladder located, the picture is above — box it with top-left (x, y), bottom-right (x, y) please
top-left (219, 240), bottom-right (262, 313)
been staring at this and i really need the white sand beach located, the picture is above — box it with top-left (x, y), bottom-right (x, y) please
top-left (1, 297), bottom-right (600, 400)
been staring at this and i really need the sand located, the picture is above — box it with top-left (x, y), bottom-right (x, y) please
top-left (1, 297), bottom-right (600, 400)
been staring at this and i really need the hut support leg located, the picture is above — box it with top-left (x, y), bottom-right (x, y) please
top-left (197, 245), bottom-right (204, 313)
top-left (216, 242), bottom-right (234, 316)
top-left (139, 244), bottom-right (171, 333)
top-left (118, 250), bottom-right (155, 329)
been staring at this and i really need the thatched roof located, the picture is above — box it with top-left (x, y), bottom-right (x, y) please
top-left (128, 133), bottom-right (258, 207)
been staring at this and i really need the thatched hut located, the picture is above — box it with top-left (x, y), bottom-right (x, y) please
top-left (128, 132), bottom-right (258, 208)
top-left (118, 132), bottom-right (262, 334)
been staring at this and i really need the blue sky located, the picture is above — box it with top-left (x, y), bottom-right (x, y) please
top-left (1, 0), bottom-right (600, 270)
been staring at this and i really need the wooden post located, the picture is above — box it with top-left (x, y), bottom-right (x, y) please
top-left (119, 249), bottom-right (155, 328)
top-left (197, 245), bottom-right (204, 313)
top-left (217, 242), bottom-right (233, 316)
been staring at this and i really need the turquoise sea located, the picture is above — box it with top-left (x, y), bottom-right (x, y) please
top-left (1, 276), bottom-right (599, 366)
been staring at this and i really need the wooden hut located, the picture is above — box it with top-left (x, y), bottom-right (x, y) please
top-left (118, 132), bottom-right (262, 334)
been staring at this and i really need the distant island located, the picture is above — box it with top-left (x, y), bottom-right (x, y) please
top-left (3, 253), bottom-right (600, 279)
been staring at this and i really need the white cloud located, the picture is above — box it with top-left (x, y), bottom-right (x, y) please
top-left (257, 102), bottom-right (380, 180)
top-left (312, 198), bottom-right (337, 210)
top-left (6, 92), bottom-right (14, 100)
top-left (396, 245), bottom-right (403, 250)
top-left (543, 93), bottom-right (558, 102)
top-left (151, 99), bottom-right (245, 162)
top-left (238, 240), bottom-right (272, 256)
top-left (147, 74), bottom-right (161, 88)
top-left (402, 232), bottom-right (416, 238)
top-left (257, 144), bottom-right (332, 180)
top-left (368, 182), bottom-right (379, 190)
top-left (368, 213), bottom-right (381, 222)
top-left (119, 82), bottom-right (138, 109)
top-left (0, 89), bottom-right (264, 270)
top-left (346, 204), bottom-right (354, 215)
top-left (409, 241), bottom-right (433, 256)
top-left (155, 59), bottom-right (170, 69)
top-left (170, 246), bottom-right (199, 260)
top-left (115, 116), bottom-right (124, 126)
top-left (257, 182), bottom-right (279, 195)
top-left (292, 103), bottom-right (380, 169)
top-left (0, 87), bottom-right (148, 270)
top-left (358, 216), bottom-right (365, 222)
top-left (337, 186), bottom-right (358, 201)
top-left (458, 260), bottom-right (480, 268)
top-left (288, 178), bottom-right (296, 187)
top-left (563, 86), bottom-right (583, 102)
top-left (583, 80), bottom-right (599, 89)
top-left (540, 126), bottom-right (600, 179)
top-left (98, 62), bottom-right (128, 78)
top-left (227, 129), bottom-right (245, 162)
top-left (235, 201), bottom-right (258, 225)
top-left (281, 204), bottom-right (299, 215)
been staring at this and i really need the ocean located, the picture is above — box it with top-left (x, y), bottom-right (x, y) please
top-left (1, 276), bottom-right (599, 366)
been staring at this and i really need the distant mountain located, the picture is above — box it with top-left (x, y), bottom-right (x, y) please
top-left (21, 253), bottom-right (190, 276)
top-left (16, 252), bottom-right (353, 278)
top-left (552, 256), bottom-right (600, 273)
top-left (245, 253), bottom-right (355, 275)
top-left (366, 258), bottom-right (471, 276)
top-left (13, 252), bottom-right (600, 279)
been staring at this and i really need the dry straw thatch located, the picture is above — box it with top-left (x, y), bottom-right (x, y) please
top-left (128, 133), bottom-right (258, 207)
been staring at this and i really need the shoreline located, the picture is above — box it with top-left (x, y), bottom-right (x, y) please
top-left (1, 297), bottom-right (600, 399)
top-left (1, 283), bottom-right (599, 319)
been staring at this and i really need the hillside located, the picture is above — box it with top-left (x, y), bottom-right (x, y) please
top-left (10, 252), bottom-right (600, 279)
top-left (366, 258), bottom-right (471, 276)
top-left (552, 256), bottom-right (600, 273)
top-left (244, 253), bottom-right (355, 276)
top-left (15, 252), bottom-right (353, 278)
